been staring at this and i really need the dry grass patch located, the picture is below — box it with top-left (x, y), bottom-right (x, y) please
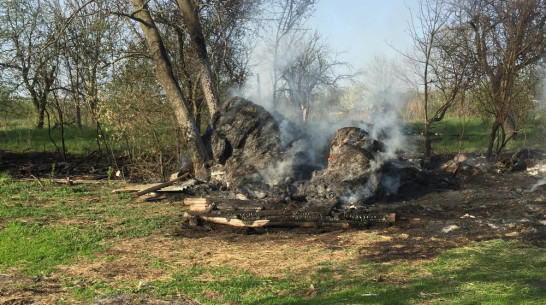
top-left (55, 228), bottom-right (394, 297)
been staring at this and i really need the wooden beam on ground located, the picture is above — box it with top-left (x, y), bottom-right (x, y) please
top-left (21, 178), bottom-right (106, 185)
top-left (199, 216), bottom-right (270, 228)
top-left (183, 197), bottom-right (211, 206)
top-left (136, 173), bottom-right (190, 196)
top-left (187, 211), bottom-right (395, 229)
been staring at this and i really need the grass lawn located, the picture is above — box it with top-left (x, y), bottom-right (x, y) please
top-left (0, 173), bottom-right (544, 304)
top-left (0, 124), bottom-right (100, 155)
top-left (3, 116), bottom-right (545, 157)
top-left (408, 117), bottom-right (546, 154)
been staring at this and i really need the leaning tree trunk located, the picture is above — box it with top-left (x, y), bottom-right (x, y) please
top-left (129, 0), bottom-right (210, 180)
top-left (177, 0), bottom-right (220, 120)
top-left (486, 120), bottom-right (501, 160)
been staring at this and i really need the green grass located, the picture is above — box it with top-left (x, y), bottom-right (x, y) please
top-left (64, 240), bottom-right (545, 305)
top-left (0, 221), bottom-right (104, 276)
top-left (0, 174), bottom-right (544, 303)
top-left (0, 125), bottom-right (100, 155)
top-left (408, 117), bottom-right (546, 154)
top-left (0, 173), bottom-right (179, 276)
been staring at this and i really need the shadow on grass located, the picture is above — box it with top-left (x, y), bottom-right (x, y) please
top-left (238, 240), bottom-right (545, 305)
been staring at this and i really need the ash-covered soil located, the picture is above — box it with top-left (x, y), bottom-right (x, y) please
top-left (366, 163), bottom-right (546, 260)
top-left (174, 151), bottom-right (546, 255)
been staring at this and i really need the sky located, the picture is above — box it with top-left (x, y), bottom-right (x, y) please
top-left (244, 0), bottom-right (419, 103)
top-left (308, 0), bottom-right (416, 71)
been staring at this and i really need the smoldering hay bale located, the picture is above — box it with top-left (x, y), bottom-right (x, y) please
top-left (301, 127), bottom-right (426, 205)
top-left (208, 98), bottom-right (425, 203)
top-left (209, 97), bottom-right (316, 191)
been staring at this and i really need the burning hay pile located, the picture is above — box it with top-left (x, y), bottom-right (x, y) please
top-left (123, 97), bottom-right (427, 229)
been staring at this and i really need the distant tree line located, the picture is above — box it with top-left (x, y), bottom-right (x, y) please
top-left (402, 0), bottom-right (545, 158)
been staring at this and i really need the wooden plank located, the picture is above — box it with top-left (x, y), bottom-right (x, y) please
top-left (199, 216), bottom-right (270, 228)
top-left (211, 201), bottom-right (266, 212)
top-left (386, 213), bottom-right (396, 223)
top-left (193, 212), bottom-right (395, 228)
top-left (137, 173), bottom-right (190, 196)
top-left (183, 197), bottom-right (211, 206)
top-left (189, 203), bottom-right (213, 213)
top-left (112, 184), bottom-right (156, 193)
top-left (112, 183), bottom-right (191, 193)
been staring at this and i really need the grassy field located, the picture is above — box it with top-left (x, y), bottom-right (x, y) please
top-left (408, 117), bottom-right (546, 154)
top-left (3, 116), bottom-right (545, 157)
top-left (0, 174), bottom-right (544, 304)
top-left (0, 116), bottom-right (100, 155)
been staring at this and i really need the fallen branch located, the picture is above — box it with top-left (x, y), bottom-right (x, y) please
top-left (20, 178), bottom-right (106, 185)
top-left (113, 183), bottom-right (192, 193)
top-left (30, 174), bottom-right (44, 188)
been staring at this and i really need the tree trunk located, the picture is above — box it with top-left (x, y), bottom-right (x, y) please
top-left (424, 120), bottom-right (432, 158)
top-left (486, 121), bottom-right (501, 159)
top-left (75, 103), bottom-right (83, 132)
top-left (177, 0), bottom-right (220, 120)
top-left (129, 0), bottom-right (210, 180)
top-left (29, 88), bottom-right (47, 129)
top-left (35, 99), bottom-right (46, 129)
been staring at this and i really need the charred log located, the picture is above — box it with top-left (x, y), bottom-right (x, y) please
top-left (181, 197), bottom-right (395, 229)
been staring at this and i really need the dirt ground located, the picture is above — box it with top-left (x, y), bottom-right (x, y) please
top-left (1, 150), bottom-right (545, 304)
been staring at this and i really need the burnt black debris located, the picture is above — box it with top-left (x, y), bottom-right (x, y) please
top-left (301, 127), bottom-right (426, 205)
top-left (203, 98), bottom-right (426, 209)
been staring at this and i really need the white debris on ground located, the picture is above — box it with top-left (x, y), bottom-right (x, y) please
top-left (527, 159), bottom-right (546, 176)
top-left (442, 224), bottom-right (459, 233)
top-left (463, 154), bottom-right (490, 172)
top-left (527, 160), bottom-right (546, 192)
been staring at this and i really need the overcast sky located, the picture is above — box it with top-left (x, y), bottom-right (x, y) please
top-left (308, 0), bottom-right (416, 71)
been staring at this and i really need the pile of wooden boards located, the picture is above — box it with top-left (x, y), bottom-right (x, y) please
top-left (182, 197), bottom-right (395, 229)
top-left (111, 175), bottom-right (396, 229)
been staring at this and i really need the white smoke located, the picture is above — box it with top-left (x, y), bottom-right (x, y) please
top-left (340, 173), bottom-right (380, 205)
top-left (528, 159), bottom-right (546, 192)
top-left (236, 21), bottom-right (412, 192)
top-left (531, 177), bottom-right (546, 192)
top-left (260, 137), bottom-right (311, 186)
top-left (335, 55), bottom-right (413, 203)
top-left (259, 117), bottom-right (317, 185)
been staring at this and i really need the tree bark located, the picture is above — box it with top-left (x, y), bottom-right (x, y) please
top-left (424, 121), bottom-right (432, 158)
top-left (35, 98), bottom-right (46, 129)
top-left (486, 120), bottom-right (501, 159)
top-left (129, 0), bottom-right (210, 180)
top-left (177, 0), bottom-right (220, 120)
